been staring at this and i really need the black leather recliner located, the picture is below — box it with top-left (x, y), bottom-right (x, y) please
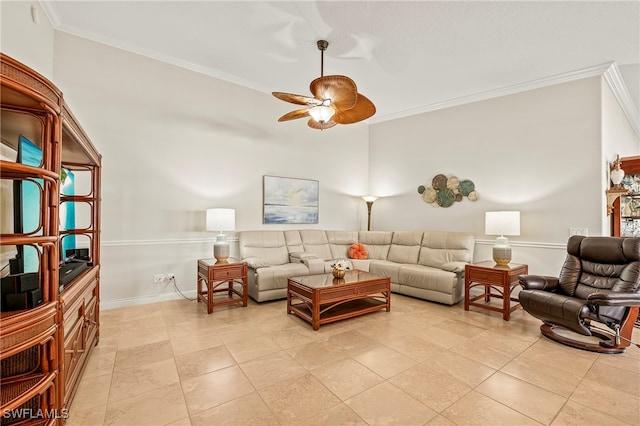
top-left (519, 235), bottom-right (640, 353)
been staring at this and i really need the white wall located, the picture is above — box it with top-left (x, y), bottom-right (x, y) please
top-left (0, 1), bottom-right (54, 79)
top-left (51, 33), bottom-right (370, 307)
top-left (369, 78), bottom-right (605, 276)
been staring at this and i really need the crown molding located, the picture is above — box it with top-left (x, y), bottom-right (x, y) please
top-left (39, 0), bottom-right (61, 27)
top-left (59, 25), bottom-right (272, 93)
top-left (602, 63), bottom-right (640, 137)
top-left (372, 62), bottom-right (640, 138)
top-left (39, 0), bottom-right (273, 94)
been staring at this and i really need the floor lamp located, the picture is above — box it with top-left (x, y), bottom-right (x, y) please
top-left (362, 196), bottom-right (378, 231)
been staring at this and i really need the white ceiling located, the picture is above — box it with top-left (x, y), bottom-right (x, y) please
top-left (42, 1), bottom-right (640, 124)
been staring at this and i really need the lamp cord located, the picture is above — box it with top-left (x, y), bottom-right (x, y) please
top-left (170, 276), bottom-right (196, 301)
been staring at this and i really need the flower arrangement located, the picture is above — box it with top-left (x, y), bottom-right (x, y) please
top-left (331, 259), bottom-right (351, 271)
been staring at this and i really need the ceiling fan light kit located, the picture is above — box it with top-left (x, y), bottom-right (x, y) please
top-left (308, 105), bottom-right (334, 123)
top-left (272, 40), bottom-right (375, 130)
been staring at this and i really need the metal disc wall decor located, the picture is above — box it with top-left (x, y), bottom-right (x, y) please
top-left (417, 174), bottom-right (478, 207)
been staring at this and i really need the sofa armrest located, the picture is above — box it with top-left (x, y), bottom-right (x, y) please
top-left (303, 258), bottom-right (326, 275)
top-left (243, 257), bottom-right (270, 269)
top-left (519, 275), bottom-right (559, 291)
top-left (289, 252), bottom-right (317, 263)
top-left (441, 261), bottom-right (467, 274)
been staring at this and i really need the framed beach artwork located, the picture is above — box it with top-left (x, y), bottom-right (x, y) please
top-left (263, 175), bottom-right (319, 224)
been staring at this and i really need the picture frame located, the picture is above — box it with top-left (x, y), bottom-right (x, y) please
top-left (263, 175), bottom-right (319, 224)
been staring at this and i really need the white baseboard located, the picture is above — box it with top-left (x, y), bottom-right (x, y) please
top-left (101, 289), bottom-right (197, 311)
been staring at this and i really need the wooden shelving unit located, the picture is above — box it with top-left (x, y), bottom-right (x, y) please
top-left (1, 53), bottom-right (101, 424)
top-left (612, 156), bottom-right (640, 237)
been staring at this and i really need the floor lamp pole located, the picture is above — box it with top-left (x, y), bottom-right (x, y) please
top-left (362, 196), bottom-right (378, 231)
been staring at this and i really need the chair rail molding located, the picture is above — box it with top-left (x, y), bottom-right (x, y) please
top-left (475, 239), bottom-right (566, 250)
top-left (101, 237), bottom-right (240, 247)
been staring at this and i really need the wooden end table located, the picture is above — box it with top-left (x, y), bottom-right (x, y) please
top-left (197, 258), bottom-right (247, 314)
top-left (464, 261), bottom-right (528, 320)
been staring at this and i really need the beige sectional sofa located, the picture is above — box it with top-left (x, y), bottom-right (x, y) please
top-left (238, 229), bottom-right (475, 305)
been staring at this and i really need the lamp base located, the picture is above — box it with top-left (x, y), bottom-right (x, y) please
top-left (493, 237), bottom-right (512, 267)
top-left (214, 234), bottom-right (230, 262)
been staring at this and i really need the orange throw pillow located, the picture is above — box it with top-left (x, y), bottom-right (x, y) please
top-left (348, 243), bottom-right (368, 260)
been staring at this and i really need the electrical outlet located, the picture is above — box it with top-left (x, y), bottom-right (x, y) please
top-left (153, 274), bottom-right (165, 284)
top-left (569, 228), bottom-right (588, 236)
top-left (167, 273), bottom-right (175, 281)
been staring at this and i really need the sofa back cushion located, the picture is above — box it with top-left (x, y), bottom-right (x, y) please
top-left (326, 231), bottom-right (359, 259)
top-left (238, 231), bottom-right (289, 266)
top-left (298, 230), bottom-right (333, 260)
top-left (358, 231), bottom-right (393, 260)
top-left (387, 231), bottom-right (424, 264)
top-left (418, 231), bottom-right (475, 268)
top-left (284, 230), bottom-right (303, 253)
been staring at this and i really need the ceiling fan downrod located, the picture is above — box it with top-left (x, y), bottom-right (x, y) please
top-left (317, 39), bottom-right (328, 77)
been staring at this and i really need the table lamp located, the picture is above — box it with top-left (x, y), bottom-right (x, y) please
top-left (206, 208), bottom-right (236, 262)
top-left (485, 211), bottom-right (520, 267)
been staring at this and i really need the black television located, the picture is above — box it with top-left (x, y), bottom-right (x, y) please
top-left (11, 134), bottom-right (77, 275)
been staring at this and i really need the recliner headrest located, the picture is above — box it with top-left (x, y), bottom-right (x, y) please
top-left (567, 235), bottom-right (640, 264)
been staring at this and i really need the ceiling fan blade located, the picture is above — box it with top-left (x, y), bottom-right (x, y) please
top-left (332, 93), bottom-right (376, 124)
top-left (307, 118), bottom-right (337, 130)
top-left (310, 75), bottom-right (357, 110)
top-left (272, 92), bottom-right (321, 106)
top-left (278, 108), bottom-right (310, 122)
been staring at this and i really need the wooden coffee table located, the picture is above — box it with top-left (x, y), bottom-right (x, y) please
top-left (287, 270), bottom-right (391, 330)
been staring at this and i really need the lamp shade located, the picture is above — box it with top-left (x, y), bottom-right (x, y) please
top-left (485, 211), bottom-right (520, 236)
top-left (206, 208), bottom-right (235, 232)
top-left (361, 195), bottom-right (378, 203)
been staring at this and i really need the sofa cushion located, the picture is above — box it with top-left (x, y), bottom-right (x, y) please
top-left (418, 231), bottom-right (474, 268)
top-left (369, 260), bottom-right (402, 284)
top-left (284, 230), bottom-right (304, 254)
top-left (299, 230), bottom-right (333, 260)
top-left (387, 231), bottom-right (423, 264)
top-left (326, 230), bottom-right (359, 259)
top-left (348, 243), bottom-right (368, 259)
top-left (359, 231), bottom-right (393, 260)
top-left (254, 262), bottom-right (309, 291)
top-left (399, 264), bottom-right (458, 294)
top-left (239, 231), bottom-right (289, 266)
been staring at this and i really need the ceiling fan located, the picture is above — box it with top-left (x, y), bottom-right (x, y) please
top-left (272, 40), bottom-right (376, 130)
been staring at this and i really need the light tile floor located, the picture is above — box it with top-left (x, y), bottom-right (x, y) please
top-left (66, 294), bottom-right (640, 425)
